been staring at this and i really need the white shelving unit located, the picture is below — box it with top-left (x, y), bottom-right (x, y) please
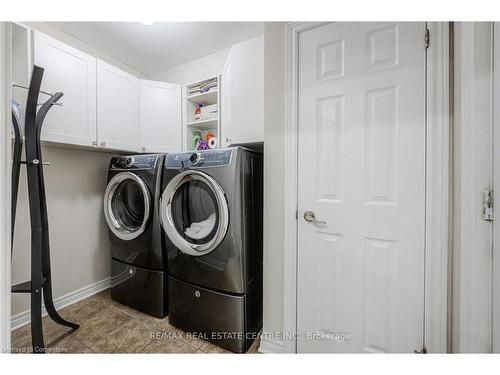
top-left (186, 89), bottom-right (218, 104)
top-left (186, 118), bottom-right (218, 129)
top-left (183, 76), bottom-right (220, 151)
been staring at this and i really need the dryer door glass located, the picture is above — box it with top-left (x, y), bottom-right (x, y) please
top-left (161, 170), bottom-right (229, 256)
top-left (171, 180), bottom-right (219, 245)
top-left (104, 172), bottom-right (151, 241)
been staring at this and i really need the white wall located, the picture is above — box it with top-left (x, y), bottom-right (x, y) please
top-left (10, 22), bottom-right (126, 320)
top-left (1, 21), bottom-right (13, 349)
top-left (261, 22), bottom-right (287, 353)
top-left (11, 147), bottom-right (114, 318)
top-left (148, 48), bottom-right (230, 84)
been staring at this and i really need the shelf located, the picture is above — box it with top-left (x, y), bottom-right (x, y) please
top-left (11, 278), bottom-right (47, 294)
top-left (186, 118), bottom-right (218, 130)
top-left (187, 89), bottom-right (218, 105)
top-left (184, 75), bottom-right (220, 151)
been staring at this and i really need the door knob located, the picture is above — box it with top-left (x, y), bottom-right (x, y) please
top-left (303, 211), bottom-right (326, 225)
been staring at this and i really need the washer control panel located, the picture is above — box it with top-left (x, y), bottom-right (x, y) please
top-left (111, 154), bottom-right (158, 170)
top-left (166, 149), bottom-right (233, 169)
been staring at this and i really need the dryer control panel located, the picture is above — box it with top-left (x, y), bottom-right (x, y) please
top-left (166, 149), bottom-right (233, 169)
top-left (111, 155), bottom-right (158, 170)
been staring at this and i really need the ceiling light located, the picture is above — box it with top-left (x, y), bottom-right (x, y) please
top-left (140, 21), bottom-right (155, 26)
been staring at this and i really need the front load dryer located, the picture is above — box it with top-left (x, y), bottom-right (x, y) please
top-left (104, 154), bottom-right (167, 317)
top-left (159, 147), bottom-right (263, 353)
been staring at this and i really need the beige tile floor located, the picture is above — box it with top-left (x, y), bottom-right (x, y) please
top-left (11, 289), bottom-right (261, 354)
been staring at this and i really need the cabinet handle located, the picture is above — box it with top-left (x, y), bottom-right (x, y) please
top-left (100, 141), bottom-right (107, 147)
top-left (142, 146), bottom-right (146, 152)
top-left (91, 141), bottom-right (98, 146)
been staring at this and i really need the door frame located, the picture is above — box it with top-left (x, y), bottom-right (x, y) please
top-left (0, 22), bottom-right (12, 351)
top-left (453, 22), bottom-right (494, 353)
top-left (493, 22), bottom-right (500, 353)
top-left (282, 22), bottom-right (451, 353)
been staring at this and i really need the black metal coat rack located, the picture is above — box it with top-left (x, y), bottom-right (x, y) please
top-left (11, 65), bottom-right (79, 354)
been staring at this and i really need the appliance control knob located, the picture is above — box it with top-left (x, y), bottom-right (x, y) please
top-left (125, 156), bottom-right (135, 167)
top-left (189, 152), bottom-right (201, 165)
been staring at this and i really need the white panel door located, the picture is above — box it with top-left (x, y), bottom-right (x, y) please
top-left (33, 31), bottom-right (97, 146)
top-left (97, 59), bottom-right (139, 151)
top-left (220, 50), bottom-right (232, 147)
top-left (139, 80), bottom-right (182, 153)
top-left (297, 22), bottom-right (426, 353)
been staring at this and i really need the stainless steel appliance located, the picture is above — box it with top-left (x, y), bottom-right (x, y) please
top-left (103, 154), bottom-right (167, 317)
top-left (159, 147), bottom-right (263, 352)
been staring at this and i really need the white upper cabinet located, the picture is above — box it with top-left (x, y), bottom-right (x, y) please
top-left (220, 51), bottom-right (232, 148)
top-left (221, 35), bottom-right (264, 146)
top-left (139, 80), bottom-right (182, 153)
top-left (33, 31), bottom-right (97, 147)
top-left (97, 59), bottom-right (139, 151)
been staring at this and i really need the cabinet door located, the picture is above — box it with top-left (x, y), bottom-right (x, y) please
top-left (33, 31), bottom-right (97, 146)
top-left (97, 59), bottom-right (139, 151)
top-left (230, 35), bottom-right (264, 144)
top-left (139, 80), bottom-right (182, 153)
top-left (220, 50), bottom-right (232, 147)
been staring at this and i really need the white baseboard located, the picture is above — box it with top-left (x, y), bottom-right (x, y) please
top-left (11, 277), bottom-right (111, 331)
top-left (259, 338), bottom-right (285, 353)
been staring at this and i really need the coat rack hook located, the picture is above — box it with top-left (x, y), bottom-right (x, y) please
top-left (12, 82), bottom-right (55, 97)
top-left (37, 102), bottom-right (63, 107)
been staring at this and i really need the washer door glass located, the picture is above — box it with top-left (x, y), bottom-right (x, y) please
top-left (104, 172), bottom-right (150, 241)
top-left (161, 170), bottom-right (229, 256)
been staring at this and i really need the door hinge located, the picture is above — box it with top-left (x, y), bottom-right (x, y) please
top-left (295, 210), bottom-right (298, 220)
top-left (425, 28), bottom-right (430, 49)
top-left (414, 346), bottom-right (427, 354)
top-left (482, 190), bottom-right (494, 221)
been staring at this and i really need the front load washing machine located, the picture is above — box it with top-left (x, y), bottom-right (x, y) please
top-left (159, 147), bottom-right (263, 353)
top-left (103, 154), bottom-right (167, 317)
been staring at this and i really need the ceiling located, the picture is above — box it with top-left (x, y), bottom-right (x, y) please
top-left (50, 22), bottom-right (265, 76)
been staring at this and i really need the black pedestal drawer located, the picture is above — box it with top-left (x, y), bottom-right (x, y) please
top-left (168, 276), bottom-right (262, 353)
top-left (111, 259), bottom-right (167, 318)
